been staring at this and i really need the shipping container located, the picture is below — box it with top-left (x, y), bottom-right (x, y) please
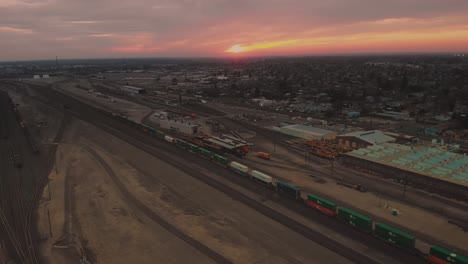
top-left (430, 245), bottom-right (468, 264)
top-left (374, 223), bottom-right (415, 249)
top-left (306, 194), bottom-right (337, 216)
top-left (336, 207), bottom-right (372, 232)
top-left (187, 143), bottom-right (200, 154)
top-left (277, 181), bottom-right (301, 199)
top-left (250, 170), bottom-right (273, 185)
top-left (155, 130), bottom-right (165, 139)
top-left (164, 135), bottom-right (175, 143)
top-left (199, 148), bottom-right (212, 159)
top-left (213, 154), bottom-right (230, 167)
top-left (229, 162), bottom-right (249, 174)
top-left (176, 140), bottom-right (190, 149)
top-left (428, 255), bottom-right (451, 264)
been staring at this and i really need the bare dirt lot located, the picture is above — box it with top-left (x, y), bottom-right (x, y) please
top-left (37, 119), bottom-right (353, 264)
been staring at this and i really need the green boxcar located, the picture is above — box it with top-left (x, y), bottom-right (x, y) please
top-left (374, 222), bottom-right (415, 249)
top-left (307, 194), bottom-right (337, 212)
top-left (199, 148), bottom-right (212, 159)
top-left (430, 245), bottom-right (468, 264)
top-left (155, 130), bottom-right (165, 139)
top-left (213, 154), bottom-right (229, 166)
top-left (176, 140), bottom-right (189, 149)
top-left (277, 181), bottom-right (301, 199)
top-left (336, 207), bottom-right (373, 233)
top-left (188, 143), bottom-right (201, 154)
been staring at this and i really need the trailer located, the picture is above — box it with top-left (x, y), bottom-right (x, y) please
top-left (250, 170), bottom-right (273, 185)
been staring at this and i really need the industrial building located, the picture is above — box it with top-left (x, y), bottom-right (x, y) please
top-left (375, 111), bottom-right (410, 120)
top-left (160, 119), bottom-right (199, 135)
top-left (207, 135), bottom-right (251, 150)
top-left (341, 143), bottom-right (468, 201)
top-left (274, 124), bottom-right (337, 140)
top-left (336, 130), bottom-right (395, 149)
top-left (120, 85), bottom-right (146, 94)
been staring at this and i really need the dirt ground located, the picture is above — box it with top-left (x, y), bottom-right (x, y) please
top-left (37, 123), bottom-right (218, 264)
top-left (36, 119), bottom-right (353, 264)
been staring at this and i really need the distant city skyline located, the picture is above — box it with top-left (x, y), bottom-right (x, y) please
top-left (1, 0), bottom-right (468, 61)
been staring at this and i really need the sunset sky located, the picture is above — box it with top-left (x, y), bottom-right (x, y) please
top-left (1, 0), bottom-right (468, 61)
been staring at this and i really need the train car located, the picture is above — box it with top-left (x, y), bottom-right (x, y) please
top-left (250, 170), bottom-right (273, 186)
top-left (228, 162), bottom-right (249, 175)
top-left (198, 148), bottom-right (212, 159)
top-left (164, 135), bottom-right (175, 143)
top-left (374, 222), bottom-right (415, 250)
top-left (428, 245), bottom-right (468, 264)
top-left (212, 154), bottom-right (230, 167)
top-left (336, 207), bottom-right (373, 233)
top-left (148, 127), bottom-right (156, 136)
top-left (186, 143), bottom-right (201, 154)
top-left (155, 130), bottom-right (165, 139)
top-left (176, 139), bottom-right (190, 150)
top-left (306, 193), bottom-right (337, 216)
top-left (276, 181), bottom-right (301, 200)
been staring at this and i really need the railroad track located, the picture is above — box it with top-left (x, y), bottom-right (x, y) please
top-left (28, 80), bottom-right (423, 264)
top-left (0, 84), bottom-right (69, 264)
top-left (0, 93), bottom-right (35, 263)
top-left (84, 145), bottom-right (232, 264)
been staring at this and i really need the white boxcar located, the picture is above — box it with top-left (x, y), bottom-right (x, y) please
top-left (250, 170), bottom-right (273, 184)
top-left (229, 162), bottom-right (249, 174)
top-left (164, 135), bottom-right (175, 143)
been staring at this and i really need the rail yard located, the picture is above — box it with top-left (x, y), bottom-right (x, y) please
top-left (0, 77), bottom-right (467, 264)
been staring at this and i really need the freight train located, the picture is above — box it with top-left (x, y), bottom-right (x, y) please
top-left (108, 111), bottom-right (467, 264)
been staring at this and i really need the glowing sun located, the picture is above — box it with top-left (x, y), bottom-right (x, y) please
top-left (225, 44), bottom-right (247, 53)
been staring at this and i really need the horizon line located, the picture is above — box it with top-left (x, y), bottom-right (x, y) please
top-left (1, 51), bottom-right (467, 64)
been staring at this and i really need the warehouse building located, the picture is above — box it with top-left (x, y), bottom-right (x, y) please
top-left (120, 85), bottom-right (146, 94)
top-left (341, 143), bottom-right (468, 201)
top-left (375, 111), bottom-right (410, 120)
top-left (337, 130), bottom-right (395, 149)
top-left (274, 124), bottom-right (337, 140)
top-left (160, 119), bottom-right (199, 135)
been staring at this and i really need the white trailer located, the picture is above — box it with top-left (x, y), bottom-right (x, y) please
top-left (228, 161), bottom-right (249, 174)
top-left (164, 135), bottom-right (175, 143)
top-left (250, 170), bottom-right (273, 184)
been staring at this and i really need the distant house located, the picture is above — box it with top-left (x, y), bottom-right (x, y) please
top-left (337, 130), bottom-right (395, 149)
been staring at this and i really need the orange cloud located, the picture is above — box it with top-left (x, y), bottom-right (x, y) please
top-left (0, 26), bottom-right (33, 34)
top-left (225, 39), bottom-right (299, 53)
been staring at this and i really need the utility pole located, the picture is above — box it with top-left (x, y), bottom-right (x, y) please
top-left (273, 131), bottom-right (276, 153)
top-left (403, 176), bottom-right (407, 197)
top-left (47, 209), bottom-right (53, 237)
top-left (330, 158), bottom-right (334, 178)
